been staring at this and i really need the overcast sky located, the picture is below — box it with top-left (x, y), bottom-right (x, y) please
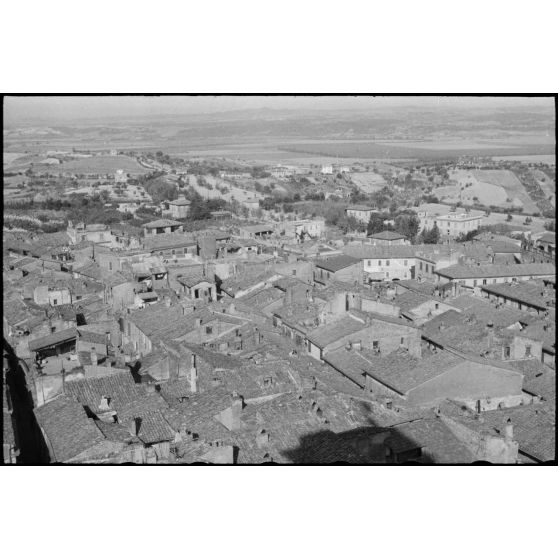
top-left (4, 95), bottom-right (554, 124)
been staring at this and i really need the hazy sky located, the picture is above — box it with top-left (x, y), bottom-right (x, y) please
top-left (4, 95), bottom-right (554, 124)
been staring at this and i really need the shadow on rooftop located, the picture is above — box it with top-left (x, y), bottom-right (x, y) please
top-left (280, 421), bottom-right (433, 465)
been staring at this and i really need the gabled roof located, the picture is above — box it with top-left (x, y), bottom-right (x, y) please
top-left (134, 411), bottom-right (176, 444)
top-left (480, 281), bottom-right (554, 311)
top-left (168, 198), bottom-right (191, 206)
top-left (307, 316), bottom-right (367, 348)
top-left (143, 219), bottom-right (183, 229)
top-left (346, 205), bottom-right (376, 211)
top-left (64, 369), bottom-right (139, 414)
top-left (77, 329), bottom-right (107, 345)
top-left (437, 263), bottom-right (556, 280)
top-left (28, 328), bottom-right (77, 351)
top-left (177, 274), bottom-right (212, 288)
top-left (34, 395), bottom-right (105, 462)
top-left (314, 255), bottom-right (360, 272)
top-left (368, 230), bottom-right (406, 240)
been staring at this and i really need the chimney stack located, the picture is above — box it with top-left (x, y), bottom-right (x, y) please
top-left (90, 347), bottom-right (98, 366)
top-left (230, 391), bottom-right (244, 431)
top-left (190, 354), bottom-right (198, 393)
top-left (285, 286), bottom-right (293, 305)
top-left (504, 419), bottom-right (514, 442)
top-left (133, 417), bottom-right (142, 436)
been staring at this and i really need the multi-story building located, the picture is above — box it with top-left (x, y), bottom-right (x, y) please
top-left (345, 205), bottom-right (377, 224)
top-left (418, 210), bottom-right (483, 239)
top-left (163, 196), bottom-right (191, 219)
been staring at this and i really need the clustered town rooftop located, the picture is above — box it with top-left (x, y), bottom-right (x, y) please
top-left (3, 175), bottom-right (556, 464)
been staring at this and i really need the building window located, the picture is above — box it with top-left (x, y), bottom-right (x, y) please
top-left (378, 260), bottom-right (382, 266)
top-left (206, 326), bottom-right (213, 335)
top-left (483, 279), bottom-right (487, 285)
top-left (504, 346), bottom-right (511, 359)
top-left (386, 260), bottom-right (390, 266)
top-left (473, 280), bottom-right (477, 287)
top-left (404, 260), bottom-right (407, 266)
top-left (386, 272), bottom-right (389, 278)
top-left (525, 345), bottom-right (532, 357)
top-left (419, 262), bottom-right (423, 271)
top-left (109, 262), bottom-right (113, 271)
top-left (367, 260), bottom-right (371, 266)
top-left (292, 269), bottom-right (296, 276)
top-left (435, 303), bottom-right (439, 310)
top-left (53, 299), bottom-right (58, 305)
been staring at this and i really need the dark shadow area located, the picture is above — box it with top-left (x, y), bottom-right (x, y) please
top-left (280, 425), bottom-right (434, 464)
top-left (3, 338), bottom-right (49, 463)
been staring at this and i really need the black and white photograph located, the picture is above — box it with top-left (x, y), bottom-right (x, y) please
top-left (1, 3), bottom-right (556, 557)
top-left (3, 95), bottom-right (555, 465)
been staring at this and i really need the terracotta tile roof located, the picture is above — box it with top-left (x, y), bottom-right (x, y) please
top-left (518, 321), bottom-right (555, 353)
top-left (324, 348), bottom-right (462, 394)
top-left (179, 342), bottom-right (245, 369)
top-left (142, 233), bottom-right (197, 251)
top-left (94, 420), bottom-right (136, 443)
top-left (346, 205), bottom-right (376, 211)
top-left (368, 230), bottom-right (406, 240)
top-left (442, 402), bottom-right (555, 462)
top-left (509, 360), bottom-right (555, 402)
top-left (28, 328), bottom-right (77, 352)
top-left (143, 219), bottom-right (183, 229)
top-left (481, 281), bottom-right (554, 311)
top-left (133, 411), bottom-right (176, 444)
top-left (314, 255), bottom-right (360, 272)
top-left (64, 369), bottom-right (140, 414)
top-left (34, 395), bottom-right (105, 462)
top-left (307, 316), bottom-right (367, 348)
top-left (220, 270), bottom-right (279, 296)
top-left (77, 329), bottom-right (107, 345)
top-left (343, 243), bottom-right (455, 260)
top-left (437, 262), bottom-right (556, 280)
top-left (389, 418), bottom-right (475, 463)
top-left (177, 274), bottom-right (211, 288)
top-left (447, 296), bottom-right (537, 327)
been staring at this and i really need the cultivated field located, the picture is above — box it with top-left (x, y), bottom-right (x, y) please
top-left (3, 152), bottom-right (27, 166)
top-left (471, 170), bottom-right (539, 213)
top-left (350, 172), bottom-right (387, 193)
top-left (435, 182), bottom-right (512, 207)
top-left (34, 155), bottom-right (149, 175)
top-left (493, 154), bottom-right (556, 164)
top-left (281, 141), bottom-right (555, 161)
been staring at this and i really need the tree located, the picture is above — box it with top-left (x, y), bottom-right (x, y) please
top-left (506, 213), bottom-right (513, 222)
top-left (421, 223), bottom-right (440, 244)
top-left (394, 211), bottom-right (420, 241)
top-left (367, 213), bottom-right (388, 235)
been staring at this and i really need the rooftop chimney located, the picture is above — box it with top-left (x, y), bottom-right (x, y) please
top-left (190, 354), bottom-right (198, 393)
top-left (504, 419), bottom-right (514, 442)
top-left (256, 429), bottom-right (269, 448)
top-left (132, 417), bottom-right (142, 436)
